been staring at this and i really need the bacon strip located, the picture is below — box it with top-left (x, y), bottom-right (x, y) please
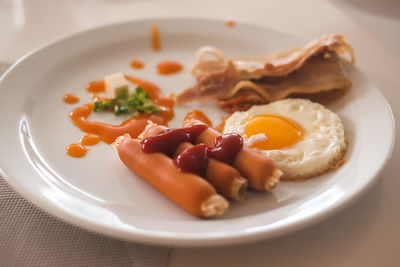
top-left (177, 34), bottom-right (354, 112)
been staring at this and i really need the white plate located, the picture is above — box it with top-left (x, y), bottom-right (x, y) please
top-left (0, 18), bottom-right (395, 247)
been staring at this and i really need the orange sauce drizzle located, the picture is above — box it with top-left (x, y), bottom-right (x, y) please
top-left (226, 20), bottom-right (235, 28)
top-left (63, 94), bottom-right (80, 104)
top-left (86, 80), bottom-right (106, 93)
top-left (156, 61), bottom-right (183, 75)
top-left (80, 134), bottom-right (101, 146)
top-left (130, 60), bottom-right (144, 69)
top-left (85, 80), bottom-right (109, 101)
top-left (69, 75), bottom-right (174, 144)
top-left (184, 110), bottom-right (212, 127)
top-left (215, 115), bottom-right (229, 133)
top-left (151, 26), bottom-right (161, 52)
top-left (65, 143), bottom-right (87, 158)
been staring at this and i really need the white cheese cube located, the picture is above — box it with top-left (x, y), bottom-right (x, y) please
top-left (105, 73), bottom-right (129, 98)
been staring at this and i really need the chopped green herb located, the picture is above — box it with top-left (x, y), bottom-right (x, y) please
top-left (93, 86), bottom-right (160, 116)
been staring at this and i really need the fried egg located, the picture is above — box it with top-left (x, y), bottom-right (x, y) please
top-left (223, 98), bottom-right (347, 180)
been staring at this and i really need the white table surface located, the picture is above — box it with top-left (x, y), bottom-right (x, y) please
top-left (1, 0), bottom-right (399, 266)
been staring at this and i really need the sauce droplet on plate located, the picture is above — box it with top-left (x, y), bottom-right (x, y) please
top-left (130, 60), bottom-right (144, 69)
top-left (151, 26), bottom-right (161, 52)
top-left (156, 61), bottom-right (183, 75)
top-left (80, 134), bottom-right (101, 146)
top-left (226, 20), bottom-right (235, 28)
top-left (86, 80), bottom-right (105, 93)
top-left (65, 143), bottom-right (87, 158)
top-left (63, 94), bottom-right (80, 104)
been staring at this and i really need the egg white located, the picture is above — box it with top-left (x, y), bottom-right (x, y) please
top-left (223, 98), bottom-right (347, 180)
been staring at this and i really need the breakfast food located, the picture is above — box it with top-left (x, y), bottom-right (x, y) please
top-left (177, 34), bottom-right (354, 112)
top-left (63, 28), bottom-right (352, 218)
top-left (114, 135), bottom-right (228, 217)
top-left (183, 119), bottom-right (282, 190)
top-left (104, 73), bottom-right (130, 98)
top-left (115, 120), bottom-right (279, 215)
top-left (140, 123), bottom-right (248, 201)
top-left (69, 75), bottom-right (174, 144)
top-left (223, 98), bottom-right (347, 180)
top-left (93, 86), bottom-right (160, 116)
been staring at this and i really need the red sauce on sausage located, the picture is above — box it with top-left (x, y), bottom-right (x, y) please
top-left (141, 124), bottom-right (208, 156)
top-left (208, 133), bottom-right (243, 164)
top-left (141, 124), bottom-right (243, 175)
top-left (174, 144), bottom-right (209, 176)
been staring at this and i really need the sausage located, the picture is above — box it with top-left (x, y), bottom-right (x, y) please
top-left (141, 125), bottom-right (248, 201)
top-left (115, 135), bottom-right (228, 217)
top-left (183, 119), bottom-right (282, 191)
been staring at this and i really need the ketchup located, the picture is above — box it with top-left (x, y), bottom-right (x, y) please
top-left (174, 144), bottom-right (209, 175)
top-left (208, 133), bottom-right (243, 164)
top-left (140, 124), bottom-right (208, 156)
top-left (141, 124), bottom-right (243, 175)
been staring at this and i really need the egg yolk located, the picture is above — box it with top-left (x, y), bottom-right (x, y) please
top-left (245, 115), bottom-right (303, 150)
